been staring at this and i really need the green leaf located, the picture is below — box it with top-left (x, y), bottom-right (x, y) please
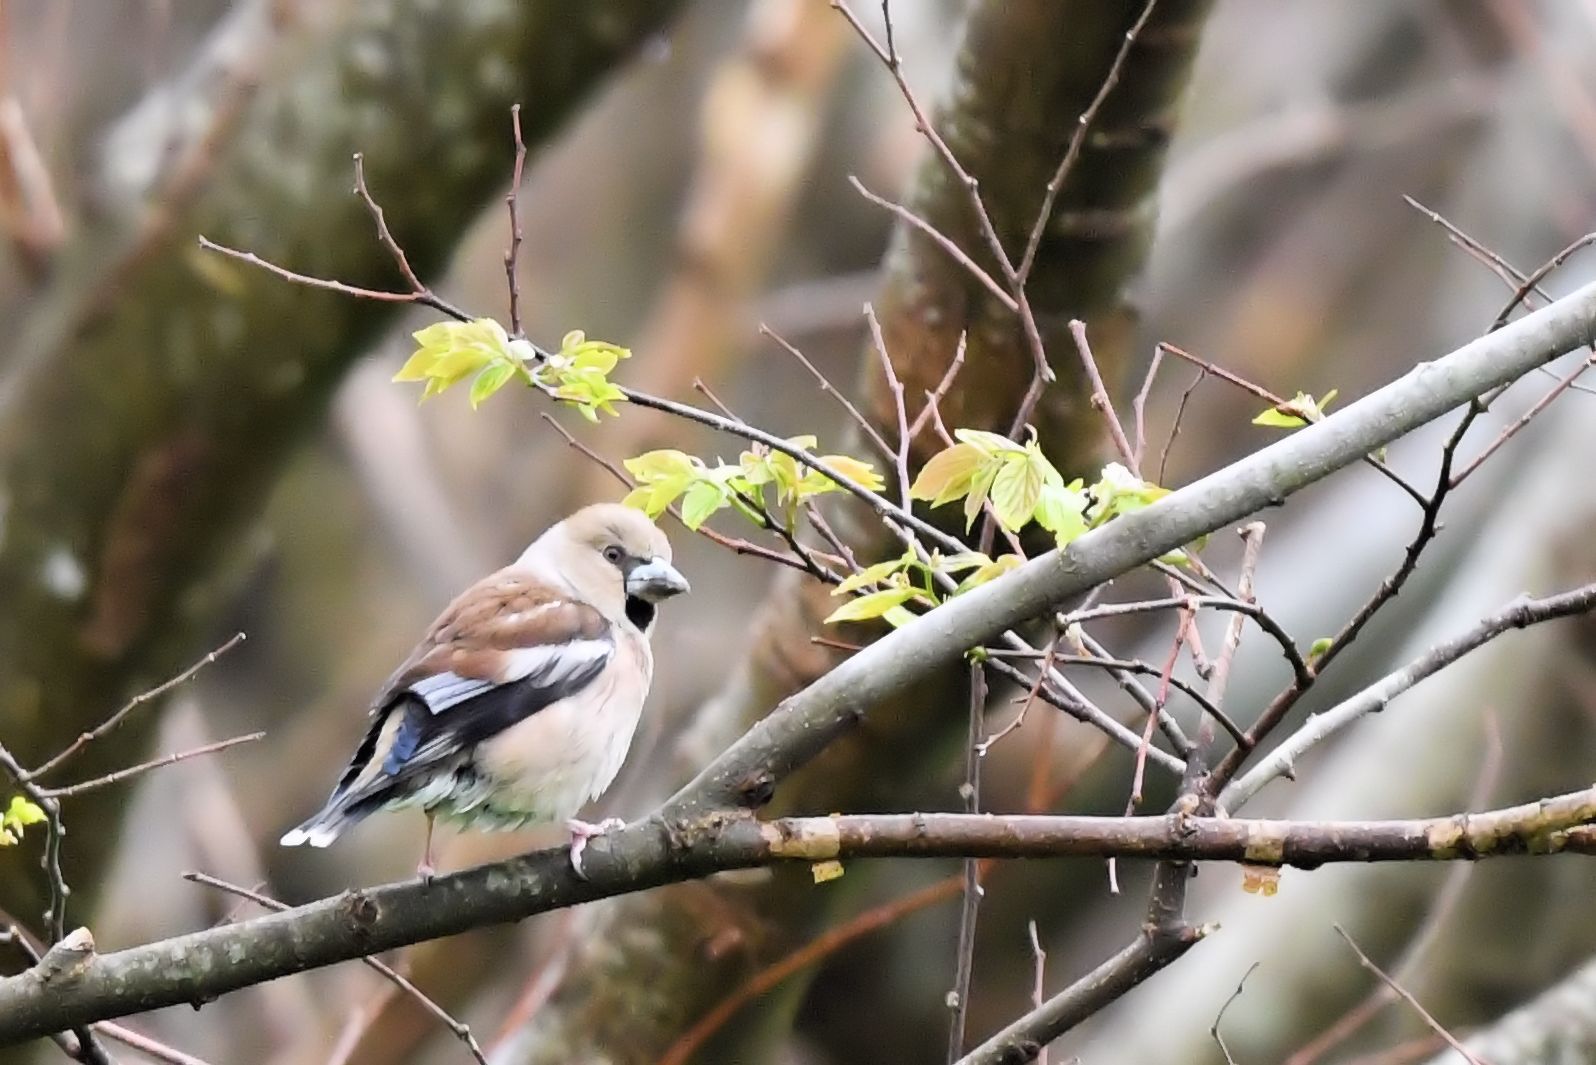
top-left (1088, 463), bottom-right (1169, 526)
top-left (953, 428), bottom-right (1023, 455)
top-left (963, 460), bottom-right (1001, 530)
top-left (1035, 481), bottom-right (1089, 547)
top-left (469, 362), bottom-right (517, 408)
top-left (883, 605), bottom-right (918, 628)
top-left (955, 553), bottom-right (1023, 593)
top-left (909, 443), bottom-right (989, 507)
top-left (834, 551), bottom-right (915, 595)
top-left (395, 318), bottom-right (517, 400)
top-left (2, 796), bottom-right (45, 844)
top-left (935, 551), bottom-right (993, 575)
top-left (824, 586), bottom-right (920, 625)
top-left (990, 454), bottom-right (1043, 531)
top-left (1253, 389), bottom-right (1337, 429)
top-left (799, 454), bottom-right (885, 498)
top-left (1306, 636), bottom-right (1333, 663)
top-left (679, 480), bottom-right (728, 530)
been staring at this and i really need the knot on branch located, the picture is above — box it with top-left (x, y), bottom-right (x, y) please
top-left (34, 927), bottom-right (94, 984)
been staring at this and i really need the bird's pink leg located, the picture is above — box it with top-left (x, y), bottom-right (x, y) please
top-left (566, 817), bottom-right (625, 879)
top-left (417, 811), bottom-right (438, 882)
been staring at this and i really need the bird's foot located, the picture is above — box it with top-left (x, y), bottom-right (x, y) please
top-left (566, 817), bottom-right (625, 880)
top-left (416, 859), bottom-right (437, 884)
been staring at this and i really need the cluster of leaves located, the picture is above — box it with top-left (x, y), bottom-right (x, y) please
top-left (394, 319), bottom-right (629, 420)
top-left (1, 796), bottom-right (45, 847)
top-left (908, 430), bottom-right (1168, 545)
top-left (622, 437), bottom-right (883, 530)
top-left (824, 435), bottom-right (1178, 627)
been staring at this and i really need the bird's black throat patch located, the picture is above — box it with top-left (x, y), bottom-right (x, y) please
top-left (626, 595), bottom-right (656, 630)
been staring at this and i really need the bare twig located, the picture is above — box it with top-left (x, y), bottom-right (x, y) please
top-left (865, 303), bottom-right (914, 511)
top-left (1332, 926), bottom-right (1483, 1065)
top-left (1072, 320), bottom-right (1136, 469)
top-left (29, 633), bottom-right (245, 780)
top-left (1016, 0), bottom-right (1159, 286)
top-left (1451, 350), bottom-right (1596, 486)
top-left (503, 104), bottom-right (528, 337)
top-left (908, 332), bottom-right (968, 442)
top-left (1210, 962), bottom-right (1259, 1065)
top-left (848, 175), bottom-right (1017, 312)
top-left (947, 661), bottom-right (987, 1062)
top-left (762, 324), bottom-right (894, 463)
top-left (1224, 583), bottom-right (1596, 809)
top-left (1027, 921), bottom-right (1049, 1065)
top-left (38, 732), bottom-right (264, 800)
top-left (1158, 366), bottom-right (1206, 485)
top-left (1131, 342), bottom-right (1166, 472)
top-left (183, 873), bottom-right (486, 1065)
top-left (1156, 342), bottom-right (1427, 507)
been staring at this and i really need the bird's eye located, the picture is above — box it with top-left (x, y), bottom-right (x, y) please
top-left (603, 545), bottom-right (624, 565)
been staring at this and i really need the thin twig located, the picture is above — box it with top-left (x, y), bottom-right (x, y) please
top-left (981, 656), bottom-right (1186, 775)
top-left (1210, 962), bottom-right (1259, 1065)
top-left (1070, 319), bottom-right (1138, 468)
top-left (183, 873), bottom-right (487, 1065)
top-left (1027, 920), bottom-right (1049, 1065)
top-left (1284, 713), bottom-right (1502, 1065)
top-left (847, 175), bottom-right (1016, 312)
top-left (1332, 926), bottom-right (1483, 1065)
top-left (1158, 366), bottom-right (1206, 485)
top-left (1451, 350), bottom-right (1595, 486)
top-left (1016, 0), bottom-right (1159, 286)
top-left (947, 661), bottom-right (987, 1062)
top-left (29, 633), bottom-right (245, 780)
top-left (503, 104), bottom-right (528, 337)
top-left (1224, 583), bottom-right (1596, 810)
top-left (1131, 342), bottom-right (1166, 472)
top-left (979, 634), bottom-right (1059, 753)
top-left (761, 324), bottom-right (895, 464)
top-left (908, 332), bottom-right (968, 442)
top-left (1156, 342), bottom-right (1428, 507)
top-left (1062, 594), bottom-right (1307, 690)
top-left (39, 732), bottom-right (264, 799)
top-left (865, 303), bottom-right (913, 511)
top-left (197, 236), bottom-right (468, 322)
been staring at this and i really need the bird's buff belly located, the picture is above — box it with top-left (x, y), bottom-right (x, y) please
top-left (395, 686), bottom-right (642, 831)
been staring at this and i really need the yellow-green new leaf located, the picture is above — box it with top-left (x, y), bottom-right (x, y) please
top-left (833, 551), bottom-right (915, 595)
top-left (801, 454), bottom-right (884, 498)
top-left (954, 428), bottom-right (1023, 455)
top-left (955, 553), bottom-right (1023, 593)
top-left (679, 480), bottom-right (728, 530)
top-left (825, 586), bottom-right (920, 625)
top-left (910, 443), bottom-right (989, 507)
top-left (990, 455), bottom-right (1044, 531)
top-left (469, 362), bottom-right (518, 408)
top-left (1036, 481), bottom-right (1089, 547)
top-left (2, 796), bottom-right (45, 843)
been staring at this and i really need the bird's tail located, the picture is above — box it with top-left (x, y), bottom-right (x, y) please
top-left (279, 798), bottom-right (366, 848)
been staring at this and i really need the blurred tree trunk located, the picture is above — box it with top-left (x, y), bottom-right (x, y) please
top-left (0, 0), bottom-right (686, 929)
top-left (494, 3), bottom-right (1214, 1063)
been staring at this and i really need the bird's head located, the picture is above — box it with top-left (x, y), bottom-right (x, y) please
top-left (520, 503), bottom-right (688, 629)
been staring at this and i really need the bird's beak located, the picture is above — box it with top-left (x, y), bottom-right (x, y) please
top-left (626, 557), bottom-right (690, 601)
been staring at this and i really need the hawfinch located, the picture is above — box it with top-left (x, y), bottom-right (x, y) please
top-left (280, 503), bottom-right (688, 877)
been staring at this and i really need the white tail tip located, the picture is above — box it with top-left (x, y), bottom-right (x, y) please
top-left (279, 826), bottom-right (337, 848)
